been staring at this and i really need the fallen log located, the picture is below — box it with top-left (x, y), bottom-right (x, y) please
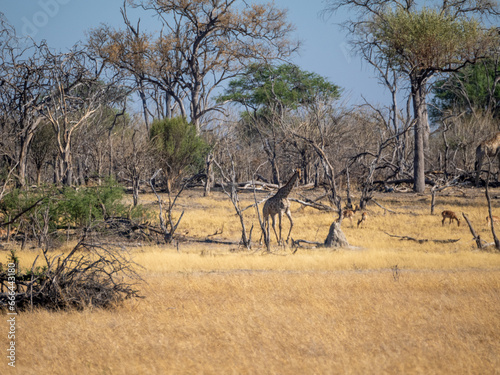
top-left (371, 199), bottom-right (400, 214)
top-left (289, 198), bottom-right (334, 211)
top-left (383, 232), bottom-right (460, 244)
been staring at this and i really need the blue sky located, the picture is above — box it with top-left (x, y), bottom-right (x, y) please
top-left (1, 0), bottom-right (388, 106)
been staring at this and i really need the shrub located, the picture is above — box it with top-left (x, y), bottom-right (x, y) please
top-left (0, 179), bottom-right (149, 246)
top-left (56, 178), bottom-right (128, 227)
top-left (0, 237), bottom-right (143, 311)
top-left (149, 116), bottom-right (210, 186)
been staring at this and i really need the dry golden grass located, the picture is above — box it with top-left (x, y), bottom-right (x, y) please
top-left (3, 187), bottom-right (500, 374)
top-left (15, 271), bottom-right (500, 374)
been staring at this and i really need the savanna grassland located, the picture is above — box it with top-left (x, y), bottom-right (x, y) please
top-left (2, 187), bottom-right (500, 374)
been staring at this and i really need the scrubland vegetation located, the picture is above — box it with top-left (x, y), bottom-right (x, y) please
top-left (2, 188), bottom-right (500, 374)
top-left (0, 0), bottom-right (499, 372)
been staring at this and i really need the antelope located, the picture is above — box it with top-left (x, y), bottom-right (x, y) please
top-left (441, 210), bottom-right (460, 227)
top-left (357, 212), bottom-right (368, 228)
top-left (486, 215), bottom-right (500, 225)
top-left (342, 205), bottom-right (359, 224)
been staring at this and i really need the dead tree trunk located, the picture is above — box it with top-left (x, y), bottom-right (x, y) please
top-left (462, 213), bottom-right (483, 249)
top-left (214, 158), bottom-right (252, 250)
top-left (204, 152), bottom-right (214, 197)
top-left (485, 166), bottom-right (500, 250)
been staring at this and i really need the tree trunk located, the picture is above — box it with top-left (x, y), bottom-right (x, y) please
top-left (132, 173), bottom-right (139, 207)
top-left (61, 150), bottom-right (73, 186)
top-left (411, 76), bottom-right (429, 193)
top-left (137, 79), bottom-right (150, 133)
top-left (17, 130), bottom-right (37, 187)
top-left (204, 153), bottom-right (213, 197)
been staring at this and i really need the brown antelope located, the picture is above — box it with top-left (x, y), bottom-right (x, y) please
top-left (342, 205), bottom-right (359, 224)
top-left (357, 212), bottom-right (368, 228)
top-left (441, 210), bottom-right (460, 227)
top-left (486, 215), bottom-right (500, 225)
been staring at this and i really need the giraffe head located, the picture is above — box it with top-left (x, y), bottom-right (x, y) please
top-left (294, 168), bottom-right (302, 180)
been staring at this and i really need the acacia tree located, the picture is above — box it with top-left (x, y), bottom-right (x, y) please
top-left (89, 0), bottom-right (298, 133)
top-left (218, 63), bottom-right (341, 184)
top-left (324, 0), bottom-right (499, 192)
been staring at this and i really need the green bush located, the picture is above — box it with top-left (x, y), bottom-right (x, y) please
top-left (56, 178), bottom-right (127, 226)
top-left (150, 116), bottom-right (210, 184)
top-left (0, 179), bottom-right (144, 234)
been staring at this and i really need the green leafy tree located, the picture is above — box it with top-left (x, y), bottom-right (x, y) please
top-left (149, 117), bottom-right (209, 188)
top-left (432, 58), bottom-right (500, 120)
top-left (219, 63), bottom-right (341, 111)
top-left (218, 63), bottom-right (341, 183)
top-left (56, 179), bottom-right (128, 227)
top-left (0, 179), bottom-right (130, 232)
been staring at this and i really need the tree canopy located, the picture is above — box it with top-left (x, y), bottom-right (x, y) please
top-left (323, 0), bottom-right (499, 192)
top-left (371, 8), bottom-right (497, 75)
top-left (149, 116), bottom-right (209, 186)
top-left (88, 0), bottom-right (299, 132)
top-left (432, 57), bottom-right (500, 119)
top-left (218, 63), bottom-right (341, 111)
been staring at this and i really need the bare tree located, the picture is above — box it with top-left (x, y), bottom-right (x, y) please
top-left (41, 49), bottom-right (125, 186)
top-left (89, 0), bottom-right (299, 132)
top-left (149, 169), bottom-right (193, 244)
top-left (0, 26), bottom-right (51, 186)
top-left (214, 149), bottom-right (253, 249)
top-left (118, 125), bottom-right (151, 206)
top-left (290, 118), bottom-right (349, 247)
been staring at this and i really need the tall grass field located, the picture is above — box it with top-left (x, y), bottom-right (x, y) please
top-left (2, 187), bottom-right (500, 374)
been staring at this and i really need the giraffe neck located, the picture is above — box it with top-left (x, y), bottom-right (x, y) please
top-left (275, 171), bottom-right (299, 199)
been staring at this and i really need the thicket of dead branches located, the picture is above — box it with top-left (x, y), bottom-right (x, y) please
top-left (0, 230), bottom-right (143, 311)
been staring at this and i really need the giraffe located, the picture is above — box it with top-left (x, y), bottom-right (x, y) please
top-left (475, 132), bottom-right (500, 187)
top-left (261, 168), bottom-right (301, 245)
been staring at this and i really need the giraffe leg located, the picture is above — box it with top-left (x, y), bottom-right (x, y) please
top-left (266, 216), bottom-right (270, 246)
top-left (259, 215), bottom-right (276, 245)
top-left (285, 209), bottom-right (293, 242)
top-left (475, 150), bottom-right (484, 187)
top-left (260, 216), bottom-right (267, 245)
top-left (278, 212), bottom-right (283, 244)
top-left (267, 217), bottom-right (270, 245)
top-left (271, 215), bottom-right (280, 244)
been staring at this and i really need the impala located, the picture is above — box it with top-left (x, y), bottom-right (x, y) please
top-left (441, 210), bottom-right (460, 227)
top-left (486, 215), bottom-right (500, 225)
top-left (357, 212), bottom-right (368, 228)
top-left (342, 205), bottom-right (359, 224)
